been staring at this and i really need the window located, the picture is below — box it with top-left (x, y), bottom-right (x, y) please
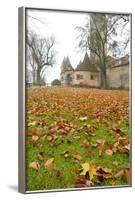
top-left (91, 75), bottom-right (94, 80)
top-left (90, 74), bottom-right (97, 80)
top-left (76, 74), bottom-right (83, 80)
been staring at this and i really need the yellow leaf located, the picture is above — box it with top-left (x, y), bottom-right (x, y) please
top-left (89, 166), bottom-right (97, 180)
top-left (80, 162), bottom-right (90, 175)
top-left (102, 168), bottom-right (112, 174)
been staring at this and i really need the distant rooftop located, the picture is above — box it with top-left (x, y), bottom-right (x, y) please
top-left (75, 52), bottom-right (99, 72)
top-left (60, 56), bottom-right (74, 74)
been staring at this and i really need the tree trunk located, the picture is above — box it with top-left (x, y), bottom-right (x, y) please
top-left (101, 70), bottom-right (108, 89)
top-left (37, 68), bottom-right (41, 86)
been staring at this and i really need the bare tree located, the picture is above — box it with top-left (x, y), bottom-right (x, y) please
top-left (76, 14), bottom-right (130, 88)
top-left (26, 31), bottom-right (56, 85)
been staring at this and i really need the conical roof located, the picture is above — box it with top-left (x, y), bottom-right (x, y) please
top-left (60, 56), bottom-right (74, 74)
top-left (75, 52), bottom-right (99, 72)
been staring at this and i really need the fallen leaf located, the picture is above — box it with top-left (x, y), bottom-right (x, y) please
top-left (81, 139), bottom-right (89, 148)
top-left (28, 121), bottom-right (36, 126)
top-left (114, 169), bottom-right (124, 179)
top-left (73, 154), bottom-right (82, 161)
top-left (29, 161), bottom-right (40, 170)
top-left (63, 151), bottom-right (69, 158)
top-left (79, 116), bottom-right (88, 121)
top-left (75, 176), bottom-right (94, 188)
top-left (96, 139), bottom-right (105, 146)
top-left (37, 153), bottom-right (44, 161)
top-left (46, 135), bottom-right (53, 141)
top-left (89, 166), bottom-right (97, 180)
top-left (98, 146), bottom-right (103, 157)
top-left (80, 162), bottom-right (90, 176)
top-left (102, 168), bottom-right (112, 174)
top-left (105, 149), bottom-right (113, 156)
top-left (55, 170), bottom-right (61, 178)
top-left (124, 168), bottom-right (130, 184)
top-left (44, 158), bottom-right (54, 170)
top-left (91, 143), bottom-right (98, 147)
top-left (32, 135), bottom-right (39, 141)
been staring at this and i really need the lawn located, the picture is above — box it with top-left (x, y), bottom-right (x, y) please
top-left (26, 87), bottom-right (130, 191)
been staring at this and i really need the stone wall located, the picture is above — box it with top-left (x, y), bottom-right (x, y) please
top-left (73, 71), bottom-right (100, 87)
top-left (107, 65), bottom-right (129, 89)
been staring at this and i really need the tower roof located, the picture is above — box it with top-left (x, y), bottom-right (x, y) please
top-left (60, 56), bottom-right (74, 74)
top-left (75, 52), bottom-right (99, 72)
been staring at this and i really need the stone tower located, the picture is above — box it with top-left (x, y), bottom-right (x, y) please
top-left (60, 56), bottom-right (74, 85)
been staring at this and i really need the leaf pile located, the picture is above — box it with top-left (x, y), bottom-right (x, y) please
top-left (26, 87), bottom-right (130, 191)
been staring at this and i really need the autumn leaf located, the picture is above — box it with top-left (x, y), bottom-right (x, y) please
top-left (55, 170), bottom-right (61, 178)
top-left (89, 166), bottom-right (97, 180)
top-left (79, 116), bottom-right (88, 121)
top-left (46, 135), bottom-right (53, 141)
top-left (29, 161), bottom-right (40, 170)
top-left (80, 162), bottom-right (90, 176)
top-left (44, 158), bottom-right (54, 170)
top-left (37, 152), bottom-right (44, 161)
top-left (73, 154), bottom-right (82, 161)
top-left (63, 151), bottom-right (70, 158)
top-left (31, 135), bottom-right (39, 141)
top-left (28, 121), bottom-right (36, 127)
top-left (124, 168), bottom-right (130, 184)
top-left (81, 139), bottom-right (89, 148)
top-left (114, 169), bottom-right (124, 179)
top-left (75, 176), bottom-right (94, 188)
top-left (105, 149), bottom-right (113, 156)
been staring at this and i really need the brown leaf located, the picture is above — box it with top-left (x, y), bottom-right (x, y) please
top-left (29, 161), bottom-right (40, 170)
top-left (81, 139), bottom-right (89, 148)
top-left (75, 175), bottom-right (94, 188)
top-left (124, 168), bottom-right (130, 184)
top-left (37, 153), bottom-right (44, 161)
top-left (73, 154), bottom-right (82, 161)
top-left (55, 170), bottom-right (61, 178)
top-left (46, 135), bottom-right (53, 141)
top-left (44, 158), bottom-right (54, 170)
top-left (49, 126), bottom-right (59, 134)
top-left (28, 131), bottom-right (39, 136)
top-left (114, 169), bottom-right (124, 179)
top-left (98, 146), bottom-right (103, 157)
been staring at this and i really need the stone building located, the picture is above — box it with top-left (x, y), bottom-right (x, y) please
top-left (60, 56), bottom-right (74, 85)
top-left (73, 53), bottom-right (100, 87)
top-left (60, 53), bottom-right (129, 89)
top-left (107, 55), bottom-right (129, 89)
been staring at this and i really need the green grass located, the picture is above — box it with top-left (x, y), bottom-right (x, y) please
top-left (26, 87), bottom-right (130, 191)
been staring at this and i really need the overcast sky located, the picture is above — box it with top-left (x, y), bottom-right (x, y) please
top-left (27, 10), bottom-right (88, 83)
top-left (26, 9), bottom-right (130, 84)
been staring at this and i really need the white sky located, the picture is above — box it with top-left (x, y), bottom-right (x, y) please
top-left (27, 10), bottom-right (88, 83)
top-left (26, 9), bottom-right (130, 84)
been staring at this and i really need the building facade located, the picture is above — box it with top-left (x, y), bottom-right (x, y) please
top-left (60, 53), bottom-right (129, 89)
